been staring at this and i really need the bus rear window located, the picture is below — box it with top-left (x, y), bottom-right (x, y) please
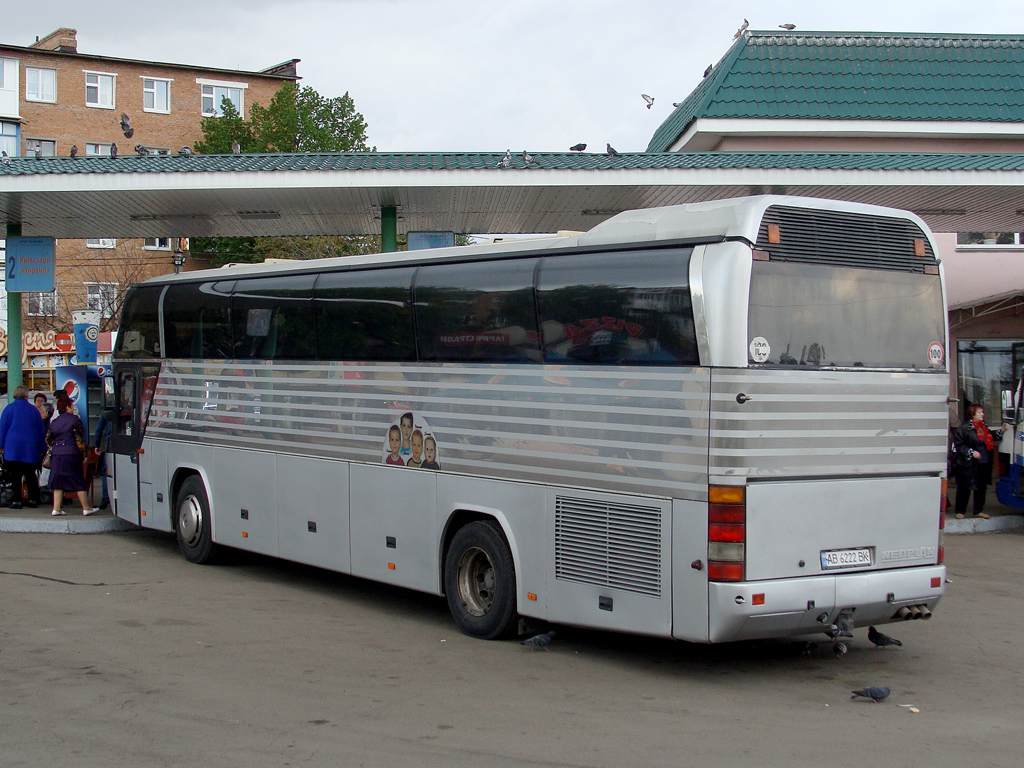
top-left (748, 261), bottom-right (946, 369)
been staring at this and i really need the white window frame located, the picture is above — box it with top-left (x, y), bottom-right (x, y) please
top-left (956, 232), bottom-right (1024, 250)
top-left (144, 237), bottom-right (172, 250)
top-left (84, 70), bottom-right (116, 109)
top-left (86, 238), bottom-right (116, 249)
top-left (197, 77), bottom-right (247, 117)
top-left (26, 291), bottom-right (57, 317)
top-left (85, 142), bottom-right (112, 157)
top-left (142, 76), bottom-right (172, 113)
top-left (25, 67), bottom-right (57, 102)
top-left (25, 138), bottom-right (56, 156)
top-left (86, 282), bottom-right (119, 318)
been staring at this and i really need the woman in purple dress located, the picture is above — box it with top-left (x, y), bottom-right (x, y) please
top-left (46, 397), bottom-right (97, 516)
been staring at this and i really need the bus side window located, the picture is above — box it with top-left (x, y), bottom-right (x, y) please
top-left (414, 259), bottom-right (541, 363)
top-left (232, 275), bottom-right (316, 360)
top-left (114, 285), bottom-right (164, 359)
top-left (162, 281), bottom-right (235, 359)
top-left (536, 248), bottom-right (698, 366)
top-left (314, 268), bottom-right (416, 362)
top-left (118, 372), bottom-right (136, 436)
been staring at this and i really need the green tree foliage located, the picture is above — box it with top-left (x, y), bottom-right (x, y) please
top-left (192, 83), bottom-right (375, 264)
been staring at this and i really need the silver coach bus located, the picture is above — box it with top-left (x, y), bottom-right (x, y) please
top-left (104, 196), bottom-right (948, 643)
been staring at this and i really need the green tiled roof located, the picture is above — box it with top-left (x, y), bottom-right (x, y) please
top-left (647, 31), bottom-right (1024, 152)
top-left (4, 150), bottom-right (1024, 177)
top-left (5, 150), bottom-right (1024, 176)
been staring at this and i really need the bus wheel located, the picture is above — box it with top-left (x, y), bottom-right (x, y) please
top-left (176, 476), bottom-right (216, 564)
top-left (444, 520), bottom-right (518, 639)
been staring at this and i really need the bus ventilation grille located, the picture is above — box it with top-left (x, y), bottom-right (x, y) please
top-left (554, 496), bottom-right (662, 598)
top-left (756, 205), bottom-right (939, 273)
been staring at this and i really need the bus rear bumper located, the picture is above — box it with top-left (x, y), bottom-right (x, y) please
top-left (706, 565), bottom-right (946, 643)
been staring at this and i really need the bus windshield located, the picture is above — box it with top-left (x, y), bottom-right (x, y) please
top-left (748, 261), bottom-right (946, 369)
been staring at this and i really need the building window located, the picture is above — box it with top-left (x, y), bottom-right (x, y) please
top-left (142, 77), bottom-right (171, 113)
top-left (86, 238), bottom-right (116, 249)
top-left (144, 237), bottom-right (171, 250)
top-left (198, 79), bottom-right (246, 116)
top-left (25, 138), bottom-right (56, 157)
top-left (1, 121), bottom-right (19, 157)
top-left (85, 143), bottom-right (113, 156)
top-left (957, 232), bottom-right (1024, 248)
top-left (26, 67), bottom-right (56, 102)
top-left (85, 71), bottom-right (116, 108)
top-left (26, 291), bottom-right (57, 316)
top-left (87, 282), bottom-right (119, 318)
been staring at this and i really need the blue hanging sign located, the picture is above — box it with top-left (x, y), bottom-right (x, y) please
top-left (407, 231), bottom-right (456, 250)
top-left (5, 237), bottom-right (56, 292)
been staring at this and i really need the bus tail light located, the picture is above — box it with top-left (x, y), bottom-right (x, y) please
top-left (708, 485), bottom-right (746, 582)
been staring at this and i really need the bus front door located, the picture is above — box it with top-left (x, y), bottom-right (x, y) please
top-left (108, 368), bottom-right (142, 525)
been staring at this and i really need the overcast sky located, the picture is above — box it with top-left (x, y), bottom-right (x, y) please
top-left (4, 1), bottom-right (1023, 153)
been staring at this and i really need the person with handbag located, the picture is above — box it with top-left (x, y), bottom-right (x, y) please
top-left (46, 396), bottom-right (97, 516)
top-left (0, 385), bottom-right (47, 509)
top-left (951, 404), bottom-right (1010, 519)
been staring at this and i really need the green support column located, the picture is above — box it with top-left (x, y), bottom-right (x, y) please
top-left (381, 206), bottom-right (397, 253)
top-left (5, 222), bottom-right (23, 402)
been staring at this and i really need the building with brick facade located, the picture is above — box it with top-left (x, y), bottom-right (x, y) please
top-left (0, 27), bottom-right (297, 390)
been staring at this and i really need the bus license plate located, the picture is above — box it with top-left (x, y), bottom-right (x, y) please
top-left (820, 547), bottom-right (873, 570)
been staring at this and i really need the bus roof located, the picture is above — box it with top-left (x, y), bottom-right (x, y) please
top-left (145, 195), bottom-right (930, 285)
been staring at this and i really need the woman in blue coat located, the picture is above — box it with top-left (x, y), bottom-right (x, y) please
top-left (0, 385), bottom-right (47, 509)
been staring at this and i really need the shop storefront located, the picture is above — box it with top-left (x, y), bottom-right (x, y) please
top-left (0, 328), bottom-right (114, 394)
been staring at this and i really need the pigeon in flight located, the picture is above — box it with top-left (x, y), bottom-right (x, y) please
top-left (110, 142), bottom-right (118, 158)
top-left (642, 94), bottom-right (654, 109)
top-left (779, 23), bottom-right (796, 30)
top-left (134, 145), bottom-right (149, 156)
top-left (868, 626), bottom-right (903, 648)
top-left (522, 150), bottom-right (534, 167)
top-left (851, 686), bottom-right (891, 703)
top-left (231, 139), bottom-right (241, 154)
top-left (521, 631), bottom-right (555, 650)
top-left (569, 143), bottom-right (587, 152)
top-left (119, 113), bottom-right (131, 133)
top-left (606, 143), bottom-right (619, 156)
top-left (1, 150), bottom-right (10, 166)
top-left (69, 145), bottom-right (78, 158)
top-left (733, 19), bottom-right (749, 40)
top-left (497, 149), bottom-right (512, 168)
top-left (703, 64), bottom-right (713, 78)
top-left (178, 146), bottom-right (192, 156)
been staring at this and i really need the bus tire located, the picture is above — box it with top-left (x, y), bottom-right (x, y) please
top-left (175, 476), bottom-right (217, 564)
top-left (444, 520), bottom-right (518, 639)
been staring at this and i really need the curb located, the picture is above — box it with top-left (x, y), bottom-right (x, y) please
top-left (945, 514), bottom-right (1024, 535)
top-left (0, 516), bottom-right (138, 534)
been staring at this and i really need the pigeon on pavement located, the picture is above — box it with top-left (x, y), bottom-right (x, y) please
top-left (868, 626), bottom-right (903, 647)
top-left (851, 686), bottom-right (891, 703)
top-left (521, 631), bottom-right (556, 650)
top-left (832, 642), bottom-right (848, 659)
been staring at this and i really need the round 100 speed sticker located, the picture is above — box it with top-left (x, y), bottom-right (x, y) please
top-left (749, 336), bottom-right (771, 363)
top-left (927, 341), bottom-right (945, 367)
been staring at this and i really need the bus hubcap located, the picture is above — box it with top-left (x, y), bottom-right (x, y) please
top-left (179, 495), bottom-right (203, 547)
top-left (457, 546), bottom-right (495, 617)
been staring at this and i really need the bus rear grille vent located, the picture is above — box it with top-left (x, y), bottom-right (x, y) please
top-left (554, 496), bottom-right (662, 598)
top-left (757, 205), bottom-right (938, 273)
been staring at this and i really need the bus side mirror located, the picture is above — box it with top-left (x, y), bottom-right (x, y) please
top-left (1002, 389), bottom-right (1016, 424)
top-left (102, 375), bottom-right (117, 420)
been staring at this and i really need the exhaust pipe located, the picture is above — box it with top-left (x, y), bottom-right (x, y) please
top-left (919, 606), bottom-right (932, 620)
top-left (908, 606), bottom-right (923, 620)
top-left (895, 607), bottom-right (912, 620)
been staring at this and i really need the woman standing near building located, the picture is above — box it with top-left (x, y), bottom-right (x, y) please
top-left (952, 404), bottom-right (1009, 519)
top-left (46, 396), bottom-right (97, 516)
